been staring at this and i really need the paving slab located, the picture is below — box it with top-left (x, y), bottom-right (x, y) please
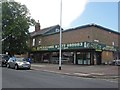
top-left (31, 63), bottom-right (119, 79)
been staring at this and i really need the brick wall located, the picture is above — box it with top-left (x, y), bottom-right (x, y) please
top-left (30, 26), bottom-right (120, 48)
top-left (42, 33), bottom-right (60, 45)
top-left (91, 26), bottom-right (119, 47)
top-left (41, 27), bottom-right (93, 45)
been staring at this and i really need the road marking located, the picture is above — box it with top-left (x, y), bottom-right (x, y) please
top-left (105, 79), bottom-right (118, 83)
top-left (90, 73), bottom-right (104, 75)
top-left (31, 65), bottom-right (45, 67)
top-left (74, 73), bottom-right (90, 76)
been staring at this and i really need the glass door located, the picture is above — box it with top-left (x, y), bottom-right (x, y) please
top-left (77, 52), bottom-right (91, 65)
top-left (77, 52), bottom-right (83, 64)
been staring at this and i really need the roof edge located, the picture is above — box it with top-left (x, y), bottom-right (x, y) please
top-left (65, 24), bottom-right (120, 35)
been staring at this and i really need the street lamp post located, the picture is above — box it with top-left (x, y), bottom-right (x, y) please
top-left (59, 0), bottom-right (62, 70)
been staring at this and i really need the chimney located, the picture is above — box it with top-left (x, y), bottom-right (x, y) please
top-left (35, 20), bottom-right (41, 32)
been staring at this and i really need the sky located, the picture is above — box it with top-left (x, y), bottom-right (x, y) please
top-left (13, 0), bottom-right (119, 32)
top-left (70, 2), bottom-right (118, 31)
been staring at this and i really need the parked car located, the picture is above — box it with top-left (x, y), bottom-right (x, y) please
top-left (110, 59), bottom-right (120, 66)
top-left (1, 54), bottom-right (10, 67)
top-left (7, 57), bottom-right (31, 70)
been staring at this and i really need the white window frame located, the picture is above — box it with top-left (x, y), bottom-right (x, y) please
top-left (32, 38), bottom-right (35, 46)
top-left (55, 28), bottom-right (59, 32)
top-left (39, 38), bottom-right (42, 45)
top-left (112, 42), bottom-right (115, 46)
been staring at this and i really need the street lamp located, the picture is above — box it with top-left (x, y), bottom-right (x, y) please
top-left (59, 0), bottom-right (62, 70)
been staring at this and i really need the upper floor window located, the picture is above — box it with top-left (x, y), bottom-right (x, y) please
top-left (32, 38), bottom-right (35, 46)
top-left (55, 28), bottom-right (59, 32)
top-left (39, 38), bottom-right (42, 45)
top-left (112, 42), bottom-right (115, 46)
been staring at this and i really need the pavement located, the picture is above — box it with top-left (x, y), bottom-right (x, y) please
top-left (31, 63), bottom-right (120, 80)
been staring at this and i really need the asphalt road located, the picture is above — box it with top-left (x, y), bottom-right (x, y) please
top-left (2, 67), bottom-right (118, 88)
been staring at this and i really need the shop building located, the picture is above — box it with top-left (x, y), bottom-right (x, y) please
top-left (29, 22), bottom-right (120, 65)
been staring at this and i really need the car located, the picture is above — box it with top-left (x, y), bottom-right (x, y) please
top-left (110, 59), bottom-right (120, 66)
top-left (1, 54), bottom-right (10, 67)
top-left (7, 57), bottom-right (31, 70)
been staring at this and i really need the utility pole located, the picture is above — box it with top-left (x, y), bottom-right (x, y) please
top-left (59, 0), bottom-right (62, 70)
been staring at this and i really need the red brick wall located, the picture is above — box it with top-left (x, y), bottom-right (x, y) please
top-left (91, 26), bottom-right (119, 47)
top-left (41, 27), bottom-right (93, 45)
top-left (30, 26), bottom-right (120, 48)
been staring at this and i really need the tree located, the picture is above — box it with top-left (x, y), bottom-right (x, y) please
top-left (2, 1), bottom-right (36, 55)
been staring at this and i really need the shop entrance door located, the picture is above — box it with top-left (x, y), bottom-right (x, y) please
top-left (76, 52), bottom-right (91, 65)
top-left (96, 52), bottom-right (102, 65)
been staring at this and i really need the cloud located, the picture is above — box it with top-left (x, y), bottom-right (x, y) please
top-left (62, 0), bottom-right (88, 28)
top-left (89, 0), bottom-right (119, 2)
top-left (15, 0), bottom-right (88, 31)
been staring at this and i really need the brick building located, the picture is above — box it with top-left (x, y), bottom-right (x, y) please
top-left (29, 22), bottom-right (120, 65)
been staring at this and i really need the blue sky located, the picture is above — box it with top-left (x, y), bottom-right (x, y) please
top-left (16, 0), bottom-right (119, 32)
top-left (70, 2), bottom-right (118, 32)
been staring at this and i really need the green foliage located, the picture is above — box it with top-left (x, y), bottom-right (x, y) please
top-left (2, 1), bottom-right (36, 55)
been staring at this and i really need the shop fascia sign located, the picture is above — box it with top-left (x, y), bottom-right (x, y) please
top-left (87, 42), bottom-right (118, 51)
top-left (54, 42), bottom-right (84, 49)
top-left (34, 42), bottom-right (84, 51)
top-left (102, 46), bottom-right (117, 51)
top-left (32, 42), bottom-right (119, 51)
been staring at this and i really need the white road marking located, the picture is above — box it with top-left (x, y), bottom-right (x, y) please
top-left (74, 73), bottom-right (90, 76)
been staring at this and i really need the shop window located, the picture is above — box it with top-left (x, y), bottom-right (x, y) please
top-left (77, 52), bottom-right (91, 65)
top-left (86, 52), bottom-right (90, 64)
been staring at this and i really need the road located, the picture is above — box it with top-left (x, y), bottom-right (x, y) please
top-left (2, 67), bottom-right (118, 88)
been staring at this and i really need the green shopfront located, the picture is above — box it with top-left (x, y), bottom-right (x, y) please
top-left (31, 41), bottom-right (120, 65)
